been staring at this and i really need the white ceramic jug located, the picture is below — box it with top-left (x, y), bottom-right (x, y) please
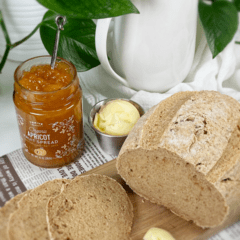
top-left (95, 0), bottom-right (198, 92)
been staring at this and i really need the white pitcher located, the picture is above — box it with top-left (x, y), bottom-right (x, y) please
top-left (95, 0), bottom-right (198, 92)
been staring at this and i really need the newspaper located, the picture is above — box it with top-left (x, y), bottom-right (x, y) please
top-left (0, 123), bottom-right (240, 239)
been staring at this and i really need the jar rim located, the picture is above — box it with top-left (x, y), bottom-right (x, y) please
top-left (14, 55), bottom-right (78, 95)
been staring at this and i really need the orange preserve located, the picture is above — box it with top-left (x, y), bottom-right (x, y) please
top-left (13, 56), bottom-right (84, 168)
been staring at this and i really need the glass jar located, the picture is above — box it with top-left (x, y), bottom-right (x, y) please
top-left (13, 56), bottom-right (84, 168)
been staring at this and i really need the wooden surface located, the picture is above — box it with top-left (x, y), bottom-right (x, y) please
top-left (82, 159), bottom-right (240, 240)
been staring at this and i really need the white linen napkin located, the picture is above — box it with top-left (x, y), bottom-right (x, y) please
top-left (79, 18), bottom-right (240, 114)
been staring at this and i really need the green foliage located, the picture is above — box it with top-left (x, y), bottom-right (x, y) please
top-left (233, 0), bottom-right (240, 11)
top-left (1, 0), bottom-right (240, 73)
top-left (36, 0), bottom-right (140, 71)
top-left (0, 0), bottom-right (139, 73)
top-left (40, 11), bottom-right (100, 71)
top-left (199, 0), bottom-right (239, 58)
top-left (37, 0), bottom-right (139, 19)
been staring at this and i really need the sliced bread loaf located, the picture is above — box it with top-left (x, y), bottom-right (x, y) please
top-left (8, 179), bottom-right (70, 240)
top-left (117, 91), bottom-right (240, 228)
top-left (47, 174), bottom-right (133, 240)
top-left (0, 191), bottom-right (29, 240)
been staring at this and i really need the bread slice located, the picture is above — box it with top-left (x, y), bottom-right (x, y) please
top-left (117, 91), bottom-right (240, 228)
top-left (47, 174), bottom-right (133, 240)
top-left (0, 191), bottom-right (29, 240)
top-left (8, 179), bottom-right (70, 240)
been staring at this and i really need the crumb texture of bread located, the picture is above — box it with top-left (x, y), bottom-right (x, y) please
top-left (0, 191), bottom-right (28, 240)
top-left (8, 179), bottom-right (69, 240)
top-left (117, 91), bottom-right (240, 228)
top-left (47, 174), bottom-right (133, 240)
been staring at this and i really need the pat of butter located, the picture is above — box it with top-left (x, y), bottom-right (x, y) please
top-left (93, 99), bottom-right (140, 136)
top-left (143, 228), bottom-right (175, 240)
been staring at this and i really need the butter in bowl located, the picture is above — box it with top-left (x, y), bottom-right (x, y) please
top-left (89, 98), bottom-right (144, 156)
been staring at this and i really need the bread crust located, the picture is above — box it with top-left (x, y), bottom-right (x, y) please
top-left (8, 179), bottom-right (69, 240)
top-left (117, 91), bottom-right (240, 228)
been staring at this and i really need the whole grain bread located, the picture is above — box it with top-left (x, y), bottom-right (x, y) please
top-left (117, 91), bottom-right (240, 228)
top-left (8, 179), bottom-right (70, 240)
top-left (47, 174), bottom-right (133, 240)
top-left (0, 191), bottom-right (29, 240)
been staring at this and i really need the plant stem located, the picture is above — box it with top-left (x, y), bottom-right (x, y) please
top-left (0, 10), bottom-right (42, 73)
top-left (0, 10), bottom-right (12, 73)
top-left (11, 23), bottom-right (42, 49)
top-left (0, 11), bottom-right (11, 45)
top-left (0, 45), bottom-right (11, 73)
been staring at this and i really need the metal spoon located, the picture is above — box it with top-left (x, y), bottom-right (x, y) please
top-left (50, 15), bottom-right (67, 69)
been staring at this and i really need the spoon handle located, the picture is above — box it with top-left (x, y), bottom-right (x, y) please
top-left (51, 16), bottom-right (66, 69)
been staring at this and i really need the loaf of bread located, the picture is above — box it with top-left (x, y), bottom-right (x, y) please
top-left (117, 91), bottom-right (240, 228)
top-left (47, 174), bottom-right (133, 240)
top-left (8, 179), bottom-right (70, 240)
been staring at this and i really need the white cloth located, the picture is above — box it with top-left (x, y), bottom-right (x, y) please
top-left (79, 20), bottom-right (240, 114)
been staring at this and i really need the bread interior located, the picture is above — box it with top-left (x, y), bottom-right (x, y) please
top-left (118, 148), bottom-right (228, 228)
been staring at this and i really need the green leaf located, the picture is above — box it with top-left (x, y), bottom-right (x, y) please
top-left (198, 0), bottom-right (238, 58)
top-left (40, 10), bottom-right (100, 72)
top-left (233, 0), bottom-right (240, 11)
top-left (37, 0), bottom-right (139, 19)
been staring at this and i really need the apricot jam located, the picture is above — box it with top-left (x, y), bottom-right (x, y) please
top-left (13, 56), bottom-right (84, 168)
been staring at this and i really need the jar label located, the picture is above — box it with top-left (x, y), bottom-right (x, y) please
top-left (17, 113), bottom-right (83, 162)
